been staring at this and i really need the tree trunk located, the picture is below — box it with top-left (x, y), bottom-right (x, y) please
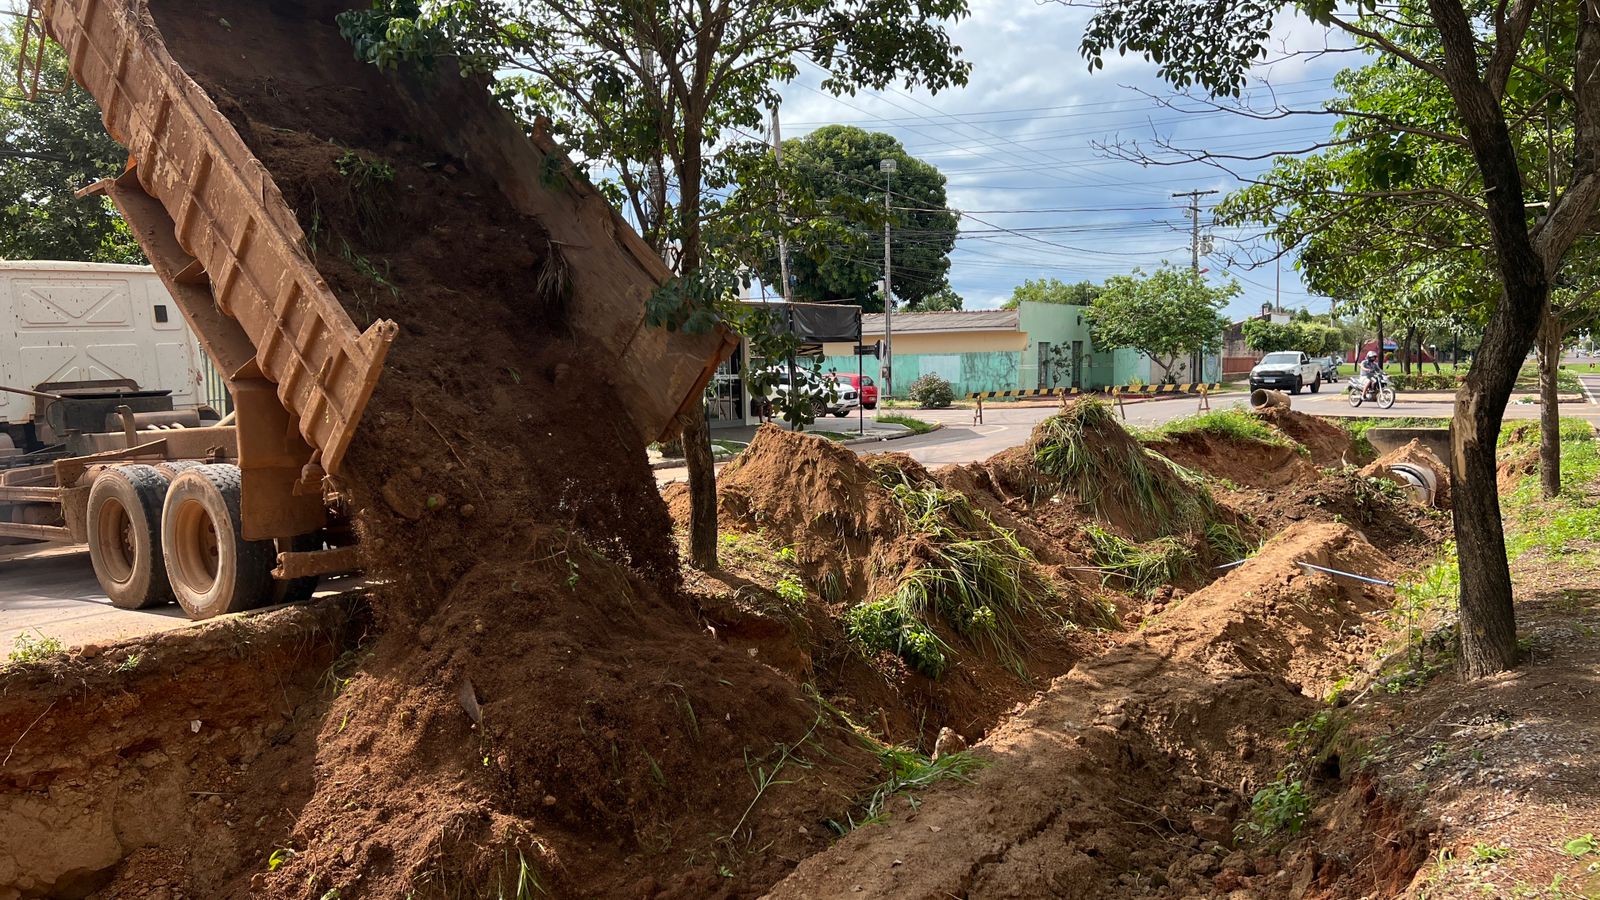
top-left (679, 403), bottom-right (719, 570)
top-left (1404, 326), bottom-right (1416, 374)
top-left (1537, 314), bottom-right (1562, 498)
top-left (675, 122), bottom-right (719, 571)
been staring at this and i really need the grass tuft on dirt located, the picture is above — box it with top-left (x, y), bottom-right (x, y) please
top-left (1133, 407), bottom-right (1294, 447)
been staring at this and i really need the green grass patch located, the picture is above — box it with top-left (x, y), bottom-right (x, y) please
top-left (1082, 523), bottom-right (1195, 597)
top-left (1033, 399), bottom-right (1214, 529)
top-left (1502, 419), bottom-right (1600, 560)
top-left (1133, 407), bottom-right (1292, 447)
top-left (874, 414), bottom-right (938, 434)
top-left (8, 631), bottom-right (64, 665)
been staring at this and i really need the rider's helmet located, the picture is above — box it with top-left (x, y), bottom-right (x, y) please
top-left (1365, 350), bottom-right (1378, 361)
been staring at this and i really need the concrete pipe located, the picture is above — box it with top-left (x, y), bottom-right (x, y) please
top-left (1250, 389), bottom-right (1290, 411)
top-left (1386, 462), bottom-right (1439, 507)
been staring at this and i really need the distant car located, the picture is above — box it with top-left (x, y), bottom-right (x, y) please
top-left (1249, 351), bottom-right (1322, 395)
top-left (753, 365), bottom-right (860, 417)
top-left (827, 373), bottom-right (879, 410)
top-left (1311, 356), bottom-right (1340, 383)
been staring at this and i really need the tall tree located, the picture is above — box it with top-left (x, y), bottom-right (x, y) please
top-left (1084, 265), bottom-right (1233, 379)
top-left (739, 125), bottom-right (959, 311)
top-left (0, 23), bottom-right (140, 263)
top-left (918, 284), bottom-right (964, 310)
top-left (341, 0), bottom-right (970, 570)
top-left (1079, 0), bottom-right (1600, 676)
top-left (1000, 276), bottom-right (1100, 309)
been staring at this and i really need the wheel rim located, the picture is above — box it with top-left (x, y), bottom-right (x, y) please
top-left (170, 497), bottom-right (221, 595)
top-left (94, 496), bottom-right (135, 584)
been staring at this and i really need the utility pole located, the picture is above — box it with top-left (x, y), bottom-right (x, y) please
top-left (770, 108), bottom-right (793, 303)
top-left (881, 158), bottom-right (898, 398)
top-left (1173, 189), bottom-right (1217, 273)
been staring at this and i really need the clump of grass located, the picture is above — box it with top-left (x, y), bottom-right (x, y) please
top-left (1032, 400), bottom-right (1213, 530)
top-left (874, 413), bottom-right (938, 434)
top-left (8, 631), bottom-right (64, 665)
top-left (1082, 523), bottom-right (1194, 597)
top-left (1204, 521), bottom-right (1255, 563)
top-left (1136, 408), bottom-right (1293, 447)
top-left (846, 468), bottom-right (1063, 678)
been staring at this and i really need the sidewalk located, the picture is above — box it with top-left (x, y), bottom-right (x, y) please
top-left (648, 418), bottom-right (917, 471)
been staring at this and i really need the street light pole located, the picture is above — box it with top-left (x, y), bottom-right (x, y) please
top-left (881, 158), bottom-right (897, 398)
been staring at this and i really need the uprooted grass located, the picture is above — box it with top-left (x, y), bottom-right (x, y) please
top-left (1132, 407), bottom-right (1294, 447)
top-left (842, 468), bottom-right (1079, 679)
top-left (1081, 523), bottom-right (1196, 597)
top-left (1031, 399), bottom-right (1214, 531)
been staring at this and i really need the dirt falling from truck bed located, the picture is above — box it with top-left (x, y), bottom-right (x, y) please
top-left (141, 1), bottom-right (877, 896)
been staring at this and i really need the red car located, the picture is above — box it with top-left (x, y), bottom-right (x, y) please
top-left (828, 373), bottom-right (879, 409)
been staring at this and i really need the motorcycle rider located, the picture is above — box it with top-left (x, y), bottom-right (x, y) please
top-left (1359, 350), bottom-right (1383, 398)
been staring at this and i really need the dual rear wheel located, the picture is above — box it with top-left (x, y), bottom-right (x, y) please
top-left (85, 463), bottom-right (318, 619)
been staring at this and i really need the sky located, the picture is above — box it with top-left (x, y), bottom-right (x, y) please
top-left (766, 0), bottom-right (1360, 320)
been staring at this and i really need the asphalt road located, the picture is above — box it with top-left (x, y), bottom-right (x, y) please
top-left (9, 385), bottom-right (1597, 652)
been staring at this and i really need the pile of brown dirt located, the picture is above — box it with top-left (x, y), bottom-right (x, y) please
top-left (103, 1), bottom-right (877, 896)
top-left (1360, 438), bottom-right (1454, 509)
top-left (1252, 468), bottom-right (1449, 566)
top-left (1143, 428), bottom-right (1316, 489)
top-left (673, 427), bottom-right (1112, 748)
top-left (1254, 406), bottom-right (1358, 466)
top-left (765, 522), bottom-right (1415, 899)
top-left (0, 599), bottom-right (364, 899)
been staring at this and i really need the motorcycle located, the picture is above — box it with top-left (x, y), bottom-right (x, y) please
top-left (1347, 371), bottom-right (1397, 409)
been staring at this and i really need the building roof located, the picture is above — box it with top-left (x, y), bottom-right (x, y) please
top-left (860, 309), bottom-right (1019, 336)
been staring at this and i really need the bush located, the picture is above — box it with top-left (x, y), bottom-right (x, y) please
top-left (908, 374), bottom-right (955, 409)
top-left (1389, 372), bottom-right (1461, 391)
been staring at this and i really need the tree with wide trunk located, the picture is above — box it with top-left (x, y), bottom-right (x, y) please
top-left (1074, 0), bottom-right (1600, 677)
top-left (340, 0), bottom-right (970, 570)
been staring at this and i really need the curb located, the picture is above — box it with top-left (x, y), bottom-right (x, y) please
top-left (648, 422), bottom-right (935, 470)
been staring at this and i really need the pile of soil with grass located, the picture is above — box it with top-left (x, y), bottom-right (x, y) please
top-left (669, 426), bottom-right (1112, 749)
top-left (1143, 427), bottom-right (1316, 489)
top-left (113, 1), bottom-right (878, 896)
top-left (765, 522), bottom-right (1423, 899)
top-left (1254, 406), bottom-right (1359, 466)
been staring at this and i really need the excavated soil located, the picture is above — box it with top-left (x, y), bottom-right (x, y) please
top-left (767, 522), bottom-right (1421, 899)
top-left (668, 427), bottom-right (1114, 749)
top-left (31, 1), bottom-right (878, 896)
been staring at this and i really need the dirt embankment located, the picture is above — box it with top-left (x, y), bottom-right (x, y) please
top-left (768, 522), bottom-right (1422, 899)
top-left (0, 600), bottom-right (364, 900)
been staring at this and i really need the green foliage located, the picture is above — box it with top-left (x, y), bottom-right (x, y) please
top-left (917, 286), bottom-right (964, 311)
top-left (1469, 843), bottom-right (1512, 865)
top-left (1503, 421), bottom-right (1600, 560)
top-left (267, 847), bottom-right (297, 872)
top-left (844, 598), bottom-right (950, 678)
top-left (1242, 779), bottom-right (1312, 839)
top-left (1388, 372), bottom-right (1462, 391)
top-left (874, 414), bottom-right (937, 434)
top-left (774, 575), bottom-right (807, 605)
top-left (851, 745), bottom-right (985, 827)
top-left (908, 373), bottom-right (954, 409)
top-left (1241, 318), bottom-right (1345, 356)
top-left (1204, 521), bottom-right (1255, 562)
top-left (1001, 277), bottom-right (1101, 310)
top-left (8, 632), bottom-right (63, 664)
top-left (1563, 834), bottom-right (1598, 857)
top-left (1033, 400), bottom-right (1214, 529)
top-left (742, 126), bottom-right (959, 311)
top-left (0, 23), bottom-right (143, 262)
top-left (1082, 523), bottom-right (1194, 597)
top-left (1137, 408), bottom-right (1291, 447)
top-left (1084, 265), bottom-right (1235, 380)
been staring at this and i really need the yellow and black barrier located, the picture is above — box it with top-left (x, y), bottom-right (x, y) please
top-left (967, 383), bottom-right (1221, 423)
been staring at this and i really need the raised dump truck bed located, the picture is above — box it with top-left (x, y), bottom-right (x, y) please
top-left (10, 0), bottom-right (732, 619)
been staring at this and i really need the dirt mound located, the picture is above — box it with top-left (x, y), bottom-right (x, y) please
top-left (767, 522), bottom-right (1405, 899)
top-left (91, 2), bottom-right (872, 896)
top-left (674, 427), bottom-right (1112, 748)
top-left (1253, 407), bottom-right (1356, 466)
top-left (1144, 429), bottom-right (1315, 489)
top-left (1360, 438), bottom-right (1453, 509)
top-left (0, 599), bottom-right (364, 899)
top-left (1250, 468), bottom-right (1448, 566)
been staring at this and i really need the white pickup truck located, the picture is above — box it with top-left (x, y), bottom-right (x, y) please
top-left (1248, 351), bottom-right (1323, 395)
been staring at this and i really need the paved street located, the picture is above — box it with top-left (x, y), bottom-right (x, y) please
top-left (9, 385), bottom-right (1598, 652)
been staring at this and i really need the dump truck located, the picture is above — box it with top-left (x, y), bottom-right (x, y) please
top-left (0, 0), bottom-right (733, 619)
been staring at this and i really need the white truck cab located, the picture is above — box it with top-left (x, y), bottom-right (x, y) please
top-left (0, 261), bottom-right (210, 455)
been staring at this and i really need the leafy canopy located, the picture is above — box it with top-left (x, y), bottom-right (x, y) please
top-left (736, 125), bottom-right (959, 312)
top-left (0, 23), bottom-right (141, 263)
top-left (1001, 277), bottom-right (1101, 310)
top-left (1084, 265), bottom-right (1234, 373)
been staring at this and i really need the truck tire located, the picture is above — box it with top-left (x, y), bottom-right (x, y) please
top-left (87, 465), bottom-right (175, 610)
top-left (162, 464), bottom-right (276, 619)
top-left (1310, 374), bottom-right (1322, 394)
top-left (1291, 377), bottom-right (1303, 395)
